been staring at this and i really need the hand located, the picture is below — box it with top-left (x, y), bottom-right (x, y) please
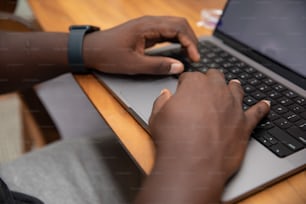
top-left (144, 70), bottom-right (270, 203)
top-left (83, 16), bottom-right (200, 75)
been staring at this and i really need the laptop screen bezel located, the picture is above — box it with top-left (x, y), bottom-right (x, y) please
top-left (213, 1), bottom-right (306, 89)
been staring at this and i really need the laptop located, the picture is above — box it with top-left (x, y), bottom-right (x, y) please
top-left (95, 0), bottom-right (306, 202)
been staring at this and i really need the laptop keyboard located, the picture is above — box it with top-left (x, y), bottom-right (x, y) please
top-left (152, 41), bottom-right (306, 158)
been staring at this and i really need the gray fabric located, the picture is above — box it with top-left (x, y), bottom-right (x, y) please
top-left (0, 74), bottom-right (144, 203)
top-left (0, 136), bottom-right (143, 204)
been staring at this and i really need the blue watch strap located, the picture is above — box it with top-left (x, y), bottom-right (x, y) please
top-left (68, 25), bottom-right (100, 74)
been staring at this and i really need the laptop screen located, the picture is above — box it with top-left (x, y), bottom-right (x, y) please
top-left (216, 0), bottom-right (306, 79)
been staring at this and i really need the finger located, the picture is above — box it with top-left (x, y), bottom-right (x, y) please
top-left (206, 69), bottom-right (226, 86)
top-left (149, 89), bottom-right (172, 125)
top-left (134, 54), bottom-right (184, 75)
top-left (153, 17), bottom-right (200, 62)
top-left (244, 100), bottom-right (271, 133)
top-left (228, 79), bottom-right (244, 104)
top-left (176, 33), bottom-right (200, 62)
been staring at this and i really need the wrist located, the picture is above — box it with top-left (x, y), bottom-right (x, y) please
top-left (148, 151), bottom-right (226, 203)
top-left (68, 25), bottom-right (100, 73)
top-left (83, 31), bottom-right (104, 70)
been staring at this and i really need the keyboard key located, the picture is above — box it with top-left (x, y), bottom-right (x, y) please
top-left (244, 96), bottom-right (257, 106)
top-left (283, 90), bottom-right (298, 99)
top-left (264, 134), bottom-right (278, 145)
top-left (258, 137), bottom-right (272, 147)
top-left (199, 48), bottom-right (210, 55)
top-left (270, 143), bottom-right (293, 157)
top-left (201, 57), bottom-right (211, 63)
top-left (272, 104), bottom-right (288, 114)
top-left (190, 62), bottom-right (204, 69)
top-left (222, 62), bottom-right (233, 68)
top-left (267, 90), bottom-right (282, 99)
top-left (284, 111), bottom-right (301, 122)
top-left (207, 63), bottom-right (220, 68)
top-left (243, 104), bottom-right (249, 110)
top-left (248, 78), bottom-right (261, 86)
top-left (244, 85), bottom-right (256, 93)
top-left (268, 127), bottom-right (304, 152)
top-left (228, 56), bottom-right (238, 63)
top-left (287, 126), bottom-right (306, 144)
top-left (245, 66), bottom-right (256, 73)
top-left (252, 127), bottom-right (268, 139)
top-left (301, 111), bottom-right (306, 119)
top-left (267, 111), bottom-right (280, 121)
top-left (229, 67), bottom-right (242, 74)
top-left (235, 62), bottom-right (246, 68)
top-left (254, 72), bottom-right (265, 79)
top-left (263, 78), bottom-right (276, 86)
top-left (225, 73), bottom-right (236, 81)
top-left (239, 72), bottom-right (251, 80)
top-left (294, 97), bottom-right (306, 106)
top-left (206, 53), bottom-right (216, 58)
top-left (214, 57), bottom-right (224, 63)
top-left (273, 84), bottom-right (286, 92)
top-left (196, 67), bottom-right (208, 73)
top-left (257, 84), bottom-right (271, 92)
top-left (258, 120), bottom-right (274, 129)
top-left (278, 97), bottom-right (294, 106)
top-left (295, 120), bottom-right (306, 131)
top-left (211, 47), bottom-right (222, 53)
top-left (288, 104), bottom-right (304, 113)
top-left (251, 91), bottom-right (266, 100)
top-left (274, 118), bottom-right (292, 129)
top-left (217, 67), bottom-right (228, 74)
top-left (219, 51), bottom-right (230, 58)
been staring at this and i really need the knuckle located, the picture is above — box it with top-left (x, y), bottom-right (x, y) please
top-left (189, 72), bottom-right (206, 82)
top-left (192, 71), bottom-right (205, 78)
top-left (178, 72), bottom-right (202, 84)
top-left (254, 103), bottom-right (266, 119)
top-left (153, 60), bottom-right (168, 74)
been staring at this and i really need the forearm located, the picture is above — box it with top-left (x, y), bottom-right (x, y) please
top-left (135, 152), bottom-right (225, 204)
top-left (0, 32), bottom-right (70, 93)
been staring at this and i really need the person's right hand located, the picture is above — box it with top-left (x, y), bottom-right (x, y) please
top-left (141, 70), bottom-right (270, 204)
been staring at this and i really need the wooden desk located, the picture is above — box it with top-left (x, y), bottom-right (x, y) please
top-left (28, 0), bottom-right (305, 203)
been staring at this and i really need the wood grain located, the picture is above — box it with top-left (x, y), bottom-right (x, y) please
top-left (28, 0), bottom-right (306, 203)
top-left (74, 74), bottom-right (155, 174)
top-left (28, 0), bottom-right (225, 34)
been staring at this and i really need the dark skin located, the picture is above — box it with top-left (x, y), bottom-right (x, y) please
top-left (136, 71), bottom-right (270, 204)
top-left (0, 16), bottom-right (270, 203)
top-left (0, 16), bottom-right (199, 93)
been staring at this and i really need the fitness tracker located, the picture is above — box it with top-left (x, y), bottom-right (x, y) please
top-left (68, 25), bottom-right (100, 74)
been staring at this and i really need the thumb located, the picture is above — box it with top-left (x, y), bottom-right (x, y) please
top-left (149, 89), bottom-right (172, 125)
top-left (136, 55), bottom-right (184, 75)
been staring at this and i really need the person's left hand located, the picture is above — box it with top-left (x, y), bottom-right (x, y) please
top-left (83, 16), bottom-right (200, 75)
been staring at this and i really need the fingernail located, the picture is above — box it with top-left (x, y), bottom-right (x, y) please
top-left (230, 79), bottom-right (241, 84)
top-left (262, 100), bottom-right (271, 107)
top-left (195, 52), bottom-right (201, 61)
top-left (160, 89), bottom-right (168, 96)
top-left (169, 63), bottom-right (183, 74)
